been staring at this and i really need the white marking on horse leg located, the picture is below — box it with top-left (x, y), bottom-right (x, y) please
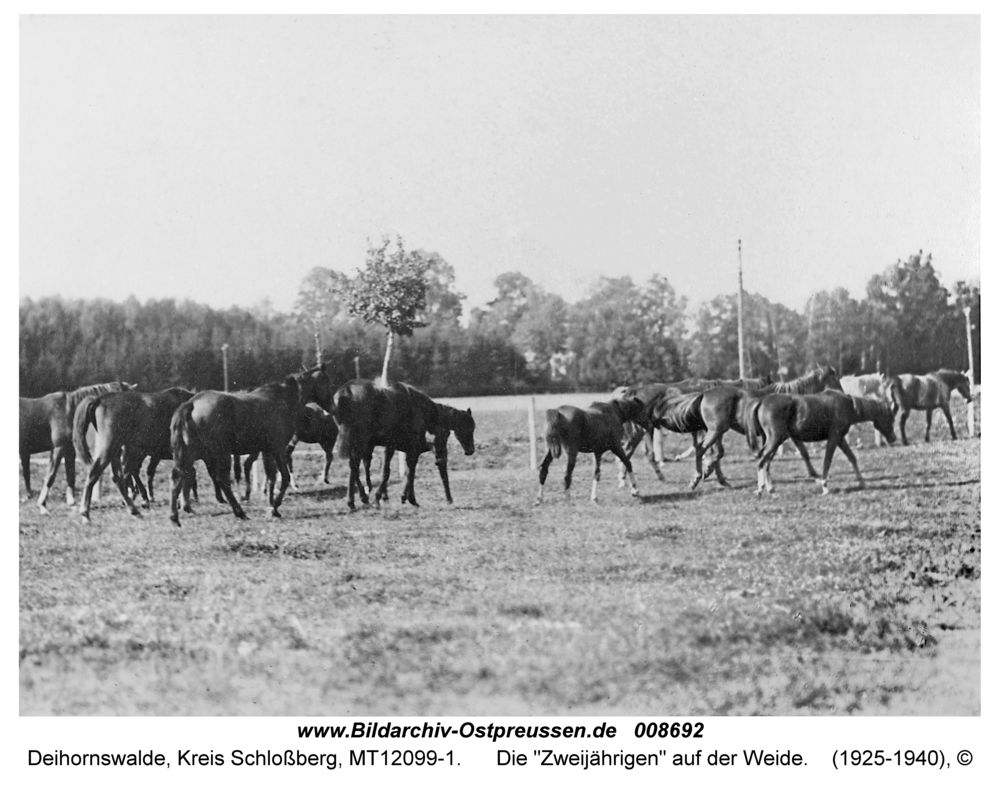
top-left (627, 471), bottom-right (639, 497)
top-left (534, 485), bottom-right (544, 505)
top-left (820, 479), bottom-right (830, 495)
top-left (591, 478), bottom-right (599, 503)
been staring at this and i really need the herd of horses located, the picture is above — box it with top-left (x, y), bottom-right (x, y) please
top-left (537, 366), bottom-right (973, 501)
top-left (18, 363), bottom-right (972, 521)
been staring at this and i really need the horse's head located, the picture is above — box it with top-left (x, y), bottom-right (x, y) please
top-left (451, 408), bottom-right (476, 456)
top-left (947, 371), bottom-right (974, 402)
top-left (297, 363), bottom-right (333, 411)
top-left (821, 366), bottom-right (843, 392)
top-left (615, 394), bottom-right (647, 426)
top-left (871, 401), bottom-right (898, 445)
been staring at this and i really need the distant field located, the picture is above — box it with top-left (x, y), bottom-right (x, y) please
top-left (20, 402), bottom-right (979, 716)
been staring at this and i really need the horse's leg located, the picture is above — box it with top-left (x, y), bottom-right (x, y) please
top-left (402, 450), bottom-right (419, 507)
top-left (20, 450), bottom-right (33, 501)
top-left (756, 432), bottom-right (785, 496)
top-left (346, 455), bottom-right (359, 511)
top-left (36, 447), bottom-right (64, 513)
top-left (535, 450), bottom-right (555, 505)
top-left (322, 445), bottom-right (334, 485)
top-left (817, 436), bottom-right (842, 495)
top-left (942, 404), bottom-right (959, 440)
top-left (645, 433), bottom-right (666, 482)
top-left (899, 408), bottom-right (910, 446)
top-left (145, 456), bottom-right (158, 503)
top-left (590, 451), bottom-right (603, 503)
top-left (790, 438), bottom-right (820, 478)
top-left (690, 433), bottom-right (704, 490)
top-left (63, 446), bottom-right (77, 507)
top-left (267, 451), bottom-right (291, 517)
top-left (925, 408), bottom-right (935, 442)
top-left (285, 438), bottom-right (299, 491)
top-left (376, 447), bottom-right (394, 505)
top-left (435, 452), bottom-right (452, 504)
top-left (700, 431), bottom-right (729, 487)
top-left (610, 443), bottom-right (639, 498)
top-left (169, 462), bottom-right (185, 526)
top-left (837, 437), bottom-right (865, 489)
top-left (563, 448), bottom-right (578, 500)
top-left (210, 454), bottom-right (247, 520)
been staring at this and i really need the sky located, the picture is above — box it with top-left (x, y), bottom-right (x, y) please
top-left (19, 15), bottom-right (981, 318)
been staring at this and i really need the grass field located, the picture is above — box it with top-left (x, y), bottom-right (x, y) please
top-left (19, 398), bottom-right (980, 716)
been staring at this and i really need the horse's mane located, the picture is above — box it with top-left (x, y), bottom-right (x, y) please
top-left (65, 381), bottom-right (130, 413)
top-left (767, 366), bottom-right (836, 395)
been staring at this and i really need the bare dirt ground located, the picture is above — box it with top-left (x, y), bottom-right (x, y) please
top-left (20, 401), bottom-right (979, 716)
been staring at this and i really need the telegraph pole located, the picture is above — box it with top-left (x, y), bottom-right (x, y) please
top-left (221, 343), bottom-right (230, 392)
top-left (737, 239), bottom-right (747, 379)
top-left (964, 306), bottom-right (975, 437)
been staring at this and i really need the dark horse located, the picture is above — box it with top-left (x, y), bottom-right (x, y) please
top-left (331, 379), bottom-right (441, 510)
top-left (745, 391), bottom-right (897, 495)
top-left (234, 402), bottom-right (341, 499)
top-left (618, 367), bottom-right (842, 485)
top-left (535, 396), bottom-right (645, 504)
top-left (168, 364), bottom-right (332, 524)
top-left (883, 369), bottom-right (972, 445)
top-left (19, 381), bottom-right (134, 512)
top-left (350, 397), bottom-right (476, 506)
top-left (72, 387), bottom-right (195, 522)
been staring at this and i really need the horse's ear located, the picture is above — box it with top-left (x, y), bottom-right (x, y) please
top-left (466, 408), bottom-right (472, 416)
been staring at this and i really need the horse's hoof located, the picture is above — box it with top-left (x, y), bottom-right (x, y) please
top-left (129, 508), bottom-right (141, 518)
top-left (169, 513), bottom-right (180, 526)
top-left (182, 505), bottom-right (194, 514)
top-left (271, 509), bottom-right (282, 518)
top-left (629, 488), bottom-right (640, 498)
top-left (821, 487), bottom-right (830, 496)
top-left (37, 506), bottom-right (50, 516)
top-left (235, 510), bottom-right (248, 520)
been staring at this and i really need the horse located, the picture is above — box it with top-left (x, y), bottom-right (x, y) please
top-left (839, 373), bottom-right (899, 447)
top-left (72, 387), bottom-right (196, 522)
top-left (745, 390), bottom-right (897, 495)
top-left (234, 402), bottom-right (341, 499)
top-left (618, 367), bottom-right (842, 483)
top-left (358, 397), bottom-right (476, 506)
top-left (19, 380), bottom-right (134, 512)
top-left (331, 379), bottom-right (436, 510)
top-left (168, 364), bottom-right (332, 524)
top-left (883, 369), bottom-right (973, 445)
top-left (535, 396), bottom-right (646, 504)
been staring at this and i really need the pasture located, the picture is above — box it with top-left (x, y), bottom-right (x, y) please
top-left (19, 394), bottom-right (980, 715)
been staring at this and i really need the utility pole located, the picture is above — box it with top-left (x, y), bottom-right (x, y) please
top-left (964, 305), bottom-right (975, 437)
top-left (221, 343), bottom-right (230, 392)
top-left (737, 239), bottom-right (746, 379)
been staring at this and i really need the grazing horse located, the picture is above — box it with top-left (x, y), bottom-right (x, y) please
top-left (535, 396), bottom-right (645, 504)
top-left (235, 402), bottom-right (341, 499)
top-left (746, 391), bottom-right (897, 495)
top-left (19, 381), bottom-right (134, 512)
top-left (72, 387), bottom-right (196, 522)
top-left (884, 369), bottom-right (973, 445)
top-left (331, 380), bottom-right (436, 510)
top-left (168, 364), bottom-right (332, 524)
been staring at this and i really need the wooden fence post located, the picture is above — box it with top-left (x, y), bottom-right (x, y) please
top-left (528, 397), bottom-right (537, 471)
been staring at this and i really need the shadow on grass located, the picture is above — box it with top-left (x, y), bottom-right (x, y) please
top-left (639, 490), bottom-right (700, 504)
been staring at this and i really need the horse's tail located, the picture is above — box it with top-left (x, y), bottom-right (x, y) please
top-left (545, 410), bottom-right (566, 459)
top-left (741, 398), bottom-right (764, 454)
top-left (72, 395), bottom-right (101, 465)
top-left (332, 389), bottom-right (354, 460)
top-left (171, 400), bottom-right (198, 471)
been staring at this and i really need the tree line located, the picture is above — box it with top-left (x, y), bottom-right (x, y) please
top-left (19, 247), bottom-right (979, 399)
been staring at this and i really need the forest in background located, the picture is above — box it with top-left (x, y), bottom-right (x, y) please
top-left (19, 250), bottom-right (980, 398)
